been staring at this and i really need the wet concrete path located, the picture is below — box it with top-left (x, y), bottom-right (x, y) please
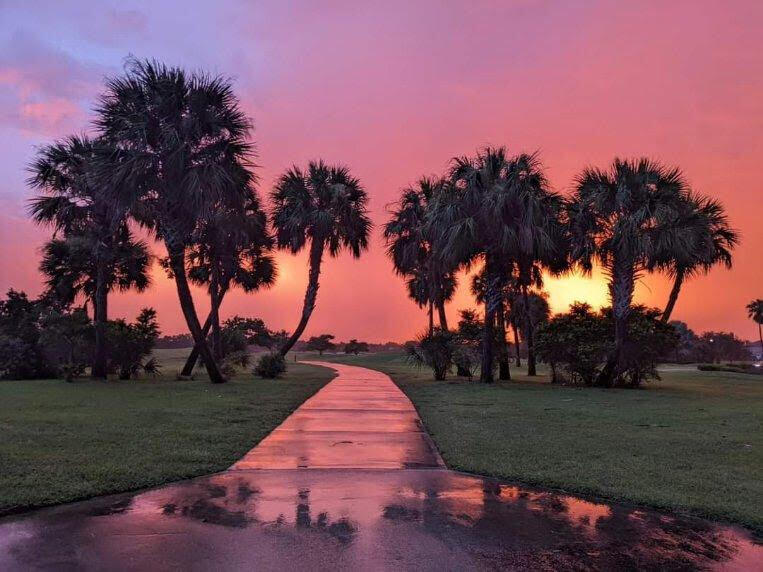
top-left (0, 362), bottom-right (760, 571)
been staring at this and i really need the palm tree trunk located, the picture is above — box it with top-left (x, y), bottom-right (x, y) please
top-left (598, 255), bottom-right (635, 387)
top-left (280, 238), bottom-right (324, 356)
top-left (168, 247), bottom-right (225, 384)
top-left (661, 268), bottom-right (684, 322)
top-left (91, 260), bottom-right (108, 379)
top-left (512, 321), bottom-right (521, 366)
top-left (480, 256), bottom-right (499, 383)
top-left (522, 285), bottom-right (537, 376)
top-left (428, 302), bottom-right (434, 336)
top-left (210, 274), bottom-right (222, 361)
top-left (437, 301), bottom-right (448, 331)
top-left (180, 286), bottom-right (228, 375)
top-left (497, 301), bottom-right (511, 380)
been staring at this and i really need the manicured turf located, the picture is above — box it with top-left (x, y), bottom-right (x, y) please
top-left (0, 352), bottom-right (334, 515)
top-left (319, 351), bottom-right (763, 532)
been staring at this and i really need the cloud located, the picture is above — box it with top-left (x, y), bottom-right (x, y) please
top-left (0, 31), bottom-right (108, 135)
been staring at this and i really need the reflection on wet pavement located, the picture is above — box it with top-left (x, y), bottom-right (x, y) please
top-left (1, 469), bottom-right (759, 571)
top-left (0, 362), bottom-right (759, 570)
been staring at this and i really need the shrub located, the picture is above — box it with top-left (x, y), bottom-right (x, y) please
top-left (255, 353), bottom-right (286, 378)
top-left (536, 303), bottom-right (678, 387)
top-left (535, 303), bottom-right (610, 385)
top-left (406, 329), bottom-right (456, 380)
top-left (107, 308), bottom-right (160, 380)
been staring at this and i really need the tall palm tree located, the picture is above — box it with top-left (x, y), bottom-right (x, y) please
top-left (28, 135), bottom-right (139, 378)
top-left (430, 147), bottom-right (518, 383)
top-left (747, 299), bottom-right (763, 353)
top-left (271, 160), bottom-right (371, 356)
top-left (505, 153), bottom-right (569, 375)
top-left (96, 59), bottom-right (254, 383)
top-left (181, 194), bottom-right (276, 374)
top-left (384, 177), bottom-right (457, 334)
top-left (654, 192), bottom-right (738, 322)
top-left (432, 147), bottom-right (565, 383)
top-left (567, 158), bottom-right (687, 386)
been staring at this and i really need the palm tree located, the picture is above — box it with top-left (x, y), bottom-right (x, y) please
top-left (40, 230), bottom-right (151, 312)
top-left (28, 135), bottom-right (140, 378)
top-left (430, 147), bottom-right (517, 383)
top-left (505, 153), bottom-right (569, 375)
top-left (432, 147), bottom-right (565, 383)
top-left (271, 160), bottom-right (371, 356)
top-left (181, 194), bottom-right (276, 374)
top-left (654, 192), bottom-right (738, 322)
top-left (384, 177), bottom-right (457, 334)
top-left (96, 59), bottom-right (254, 383)
top-left (567, 158), bottom-right (687, 386)
top-left (747, 299), bottom-right (763, 353)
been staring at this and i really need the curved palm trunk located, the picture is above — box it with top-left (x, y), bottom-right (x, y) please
top-left (280, 239), bottom-right (324, 356)
top-left (522, 285), bottom-right (537, 376)
top-left (428, 302), bottom-right (434, 336)
top-left (661, 268), bottom-right (685, 322)
top-left (598, 254), bottom-right (635, 387)
top-left (168, 247), bottom-right (225, 384)
top-left (91, 259), bottom-right (108, 379)
top-left (180, 286), bottom-right (228, 376)
top-left (512, 321), bottom-right (521, 366)
top-left (437, 300), bottom-right (448, 331)
top-left (497, 301), bottom-right (511, 380)
top-left (480, 256), bottom-right (499, 383)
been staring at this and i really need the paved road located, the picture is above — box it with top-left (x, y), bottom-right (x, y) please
top-left (0, 362), bottom-right (760, 571)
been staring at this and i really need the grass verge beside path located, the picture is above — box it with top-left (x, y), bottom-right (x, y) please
top-left (318, 351), bottom-right (763, 533)
top-left (0, 359), bottom-right (334, 515)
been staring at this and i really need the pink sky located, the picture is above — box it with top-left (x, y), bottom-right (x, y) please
top-left (0, 1), bottom-right (761, 342)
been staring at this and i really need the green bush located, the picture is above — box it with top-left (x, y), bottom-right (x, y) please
top-left (536, 303), bottom-right (678, 387)
top-left (254, 353), bottom-right (286, 378)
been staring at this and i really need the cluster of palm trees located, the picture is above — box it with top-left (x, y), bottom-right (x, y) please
top-left (386, 149), bottom-right (738, 385)
top-left (28, 59), bottom-right (371, 383)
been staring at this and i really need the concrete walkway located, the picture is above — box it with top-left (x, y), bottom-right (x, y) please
top-left (0, 362), bottom-right (760, 571)
top-left (231, 362), bottom-right (444, 470)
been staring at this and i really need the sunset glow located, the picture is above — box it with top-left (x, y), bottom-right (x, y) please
top-left (1, 1), bottom-right (761, 342)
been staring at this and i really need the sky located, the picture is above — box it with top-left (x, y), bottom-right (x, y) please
top-left (0, 0), bottom-right (761, 342)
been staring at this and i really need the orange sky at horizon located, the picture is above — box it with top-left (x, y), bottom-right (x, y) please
top-left (0, 1), bottom-right (761, 342)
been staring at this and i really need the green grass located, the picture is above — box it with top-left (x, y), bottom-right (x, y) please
top-left (0, 350), bottom-right (334, 515)
top-left (319, 351), bottom-right (763, 532)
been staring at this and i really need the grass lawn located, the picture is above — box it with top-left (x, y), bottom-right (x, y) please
top-left (0, 349), bottom-right (334, 515)
top-left (318, 351), bottom-right (763, 532)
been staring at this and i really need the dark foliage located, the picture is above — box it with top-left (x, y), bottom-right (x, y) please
top-left (305, 334), bottom-right (336, 355)
top-left (344, 339), bottom-right (370, 354)
top-left (406, 329), bottom-right (457, 380)
top-left (536, 303), bottom-right (678, 387)
top-left (254, 353), bottom-right (287, 378)
top-left (107, 308), bottom-right (160, 380)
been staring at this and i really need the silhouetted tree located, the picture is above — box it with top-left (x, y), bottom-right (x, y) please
top-left (97, 59), bottom-right (254, 383)
top-left (305, 334), bottom-right (336, 355)
top-left (29, 135), bottom-right (146, 378)
top-left (271, 161), bottom-right (371, 356)
top-left (568, 158), bottom-right (688, 386)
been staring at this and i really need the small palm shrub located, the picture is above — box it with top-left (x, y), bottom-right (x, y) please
top-left (406, 329), bottom-right (456, 380)
top-left (255, 353), bottom-right (286, 378)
